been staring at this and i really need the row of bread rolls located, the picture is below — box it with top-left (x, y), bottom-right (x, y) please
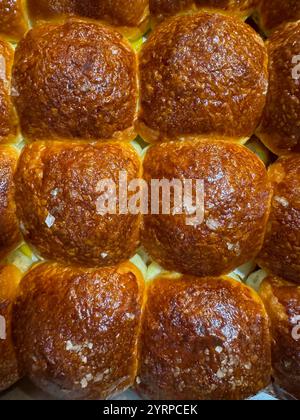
top-left (1, 13), bottom-right (300, 154)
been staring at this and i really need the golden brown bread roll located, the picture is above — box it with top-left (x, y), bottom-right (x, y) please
top-left (13, 261), bottom-right (144, 400)
top-left (136, 274), bottom-right (271, 400)
top-left (0, 40), bottom-right (19, 144)
top-left (257, 155), bottom-right (300, 284)
top-left (259, 276), bottom-right (300, 399)
top-left (12, 20), bottom-right (138, 142)
top-left (14, 141), bottom-right (142, 267)
top-left (0, 264), bottom-right (22, 392)
top-left (27, 0), bottom-right (149, 39)
top-left (136, 12), bottom-right (268, 144)
top-left (258, 0), bottom-right (300, 34)
top-left (142, 139), bottom-right (272, 277)
top-left (0, 0), bottom-right (29, 42)
top-left (256, 21), bottom-right (300, 155)
top-left (0, 145), bottom-right (21, 261)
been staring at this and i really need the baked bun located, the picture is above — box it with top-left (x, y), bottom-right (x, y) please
top-left (258, 0), bottom-right (300, 34)
top-left (257, 155), bottom-right (300, 284)
top-left (256, 21), bottom-right (300, 155)
top-left (259, 276), bottom-right (300, 399)
top-left (0, 264), bottom-right (22, 392)
top-left (15, 141), bottom-right (142, 266)
top-left (12, 20), bottom-right (138, 142)
top-left (136, 13), bottom-right (268, 143)
top-left (142, 139), bottom-right (272, 277)
top-left (0, 0), bottom-right (29, 42)
top-left (136, 274), bottom-right (271, 400)
top-left (13, 261), bottom-right (144, 400)
top-left (150, 0), bottom-right (259, 24)
top-left (0, 40), bottom-right (19, 144)
top-left (27, 0), bottom-right (149, 39)
top-left (0, 145), bottom-right (21, 261)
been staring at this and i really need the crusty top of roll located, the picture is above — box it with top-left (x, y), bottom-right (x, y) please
top-left (0, 0), bottom-right (29, 42)
top-left (12, 20), bottom-right (138, 142)
top-left (142, 139), bottom-right (272, 277)
top-left (0, 40), bottom-right (19, 144)
top-left (137, 13), bottom-right (268, 143)
top-left (15, 141), bottom-right (142, 266)
top-left (257, 154), bottom-right (300, 284)
top-left (0, 145), bottom-right (21, 261)
top-left (137, 275), bottom-right (271, 400)
top-left (258, 0), bottom-right (300, 34)
top-left (257, 21), bottom-right (300, 155)
top-left (13, 261), bottom-right (144, 400)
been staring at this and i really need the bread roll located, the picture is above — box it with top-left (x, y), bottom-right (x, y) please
top-left (27, 0), bottom-right (149, 39)
top-left (257, 155), bottom-right (300, 284)
top-left (0, 40), bottom-right (19, 144)
top-left (13, 261), bottom-right (144, 400)
top-left (256, 21), bottom-right (300, 155)
top-left (0, 0), bottom-right (29, 42)
top-left (142, 139), bottom-right (272, 277)
top-left (258, 0), bottom-right (300, 34)
top-left (0, 264), bottom-right (22, 392)
top-left (259, 276), bottom-right (300, 399)
top-left (0, 145), bottom-right (21, 261)
top-left (14, 141), bottom-right (142, 266)
top-left (12, 20), bottom-right (138, 142)
top-left (136, 274), bottom-right (271, 400)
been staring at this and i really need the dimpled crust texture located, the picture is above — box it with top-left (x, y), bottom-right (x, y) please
top-left (257, 22), bottom-right (300, 155)
top-left (0, 0), bottom-right (29, 42)
top-left (13, 262), bottom-right (144, 400)
top-left (137, 275), bottom-right (271, 400)
top-left (137, 13), bottom-right (268, 143)
top-left (0, 264), bottom-right (22, 392)
top-left (0, 146), bottom-right (21, 261)
top-left (257, 155), bottom-right (300, 284)
top-left (142, 140), bottom-right (272, 277)
top-left (12, 21), bottom-right (138, 142)
top-left (259, 276), bottom-right (300, 399)
top-left (259, 0), bottom-right (300, 34)
top-left (14, 141), bottom-right (142, 266)
top-left (0, 40), bottom-right (19, 144)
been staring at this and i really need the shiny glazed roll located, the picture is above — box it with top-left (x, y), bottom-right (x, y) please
top-left (12, 20), bottom-right (138, 142)
top-left (142, 139), bottom-right (272, 277)
top-left (256, 21), bottom-right (300, 155)
top-left (0, 40), bottom-right (19, 144)
top-left (27, 0), bottom-right (149, 39)
top-left (0, 145), bottom-right (21, 261)
top-left (259, 276), bottom-right (300, 400)
top-left (14, 141), bottom-right (142, 267)
top-left (257, 155), bottom-right (300, 284)
top-left (0, 264), bottom-right (22, 392)
top-left (136, 13), bottom-right (268, 143)
top-left (258, 0), bottom-right (300, 34)
top-left (13, 261), bottom-right (144, 400)
top-left (136, 275), bottom-right (271, 400)
top-left (0, 0), bottom-right (29, 42)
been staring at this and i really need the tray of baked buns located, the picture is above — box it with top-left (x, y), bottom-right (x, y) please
top-left (0, 0), bottom-right (299, 402)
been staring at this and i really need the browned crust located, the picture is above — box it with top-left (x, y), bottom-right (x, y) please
top-left (259, 276), bottom-right (300, 399)
top-left (0, 145), bottom-right (21, 261)
top-left (142, 139), bottom-right (272, 277)
top-left (0, 0), bottom-right (29, 42)
top-left (257, 155), bottom-right (300, 284)
top-left (136, 13), bottom-right (268, 144)
top-left (13, 261), bottom-right (145, 400)
top-left (256, 21), bottom-right (300, 155)
top-left (15, 141), bottom-right (142, 267)
top-left (0, 40), bottom-right (19, 144)
top-left (136, 275), bottom-right (271, 400)
top-left (12, 20), bottom-right (138, 142)
top-left (0, 264), bottom-right (22, 392)
top-left (258, 0), bottom-right (300, 34)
